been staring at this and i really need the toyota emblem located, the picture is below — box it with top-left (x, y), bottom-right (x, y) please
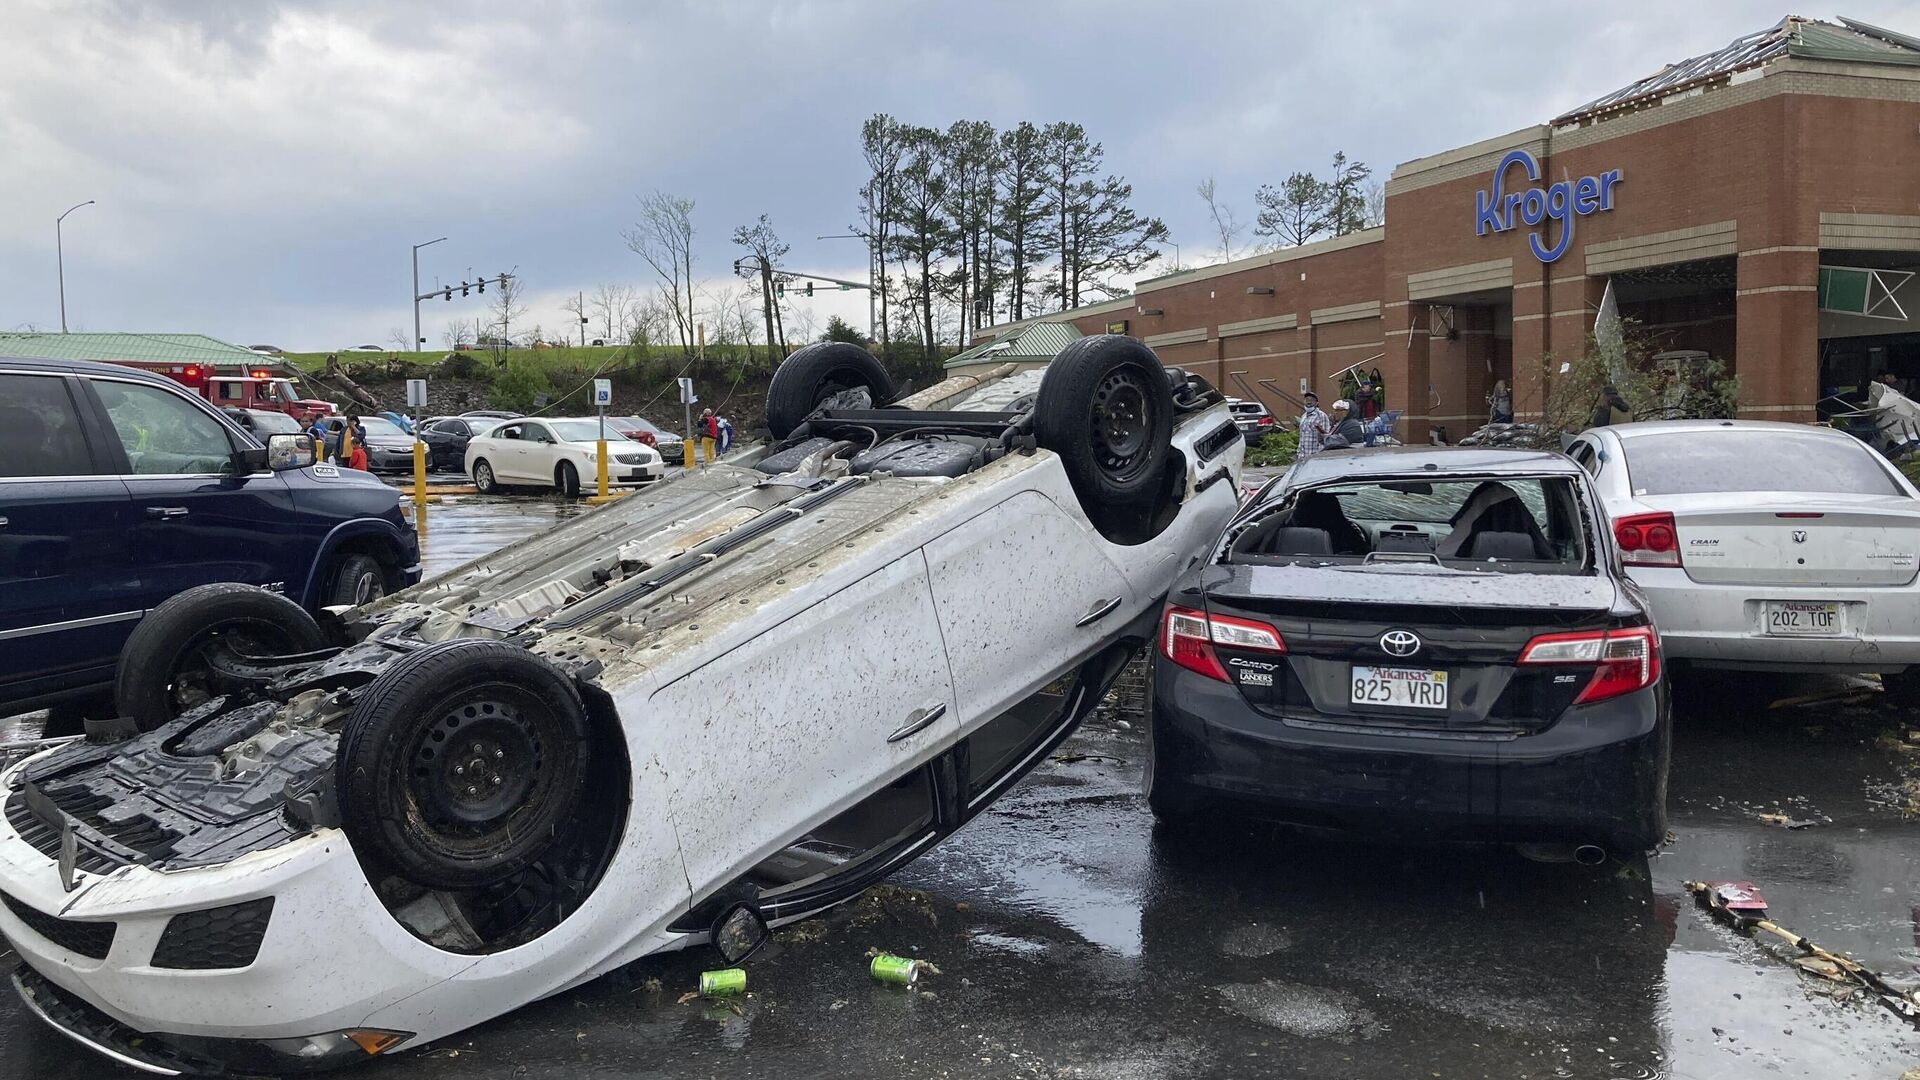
top-left (1792, 530), bottom-right (1808, 544)
top-left (1380, 629), bottom-right (1422, 657)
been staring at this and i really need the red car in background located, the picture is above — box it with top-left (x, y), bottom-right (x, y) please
top-left (606, 415), bottom-right (684, 458)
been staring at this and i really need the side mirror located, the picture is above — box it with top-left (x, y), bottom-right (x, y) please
top-left (266, 433), bottom-right (315, 471)
top-left (232, 446), bottom-right (270, 473)
top-left (710, 902), bottom-right (769, 966)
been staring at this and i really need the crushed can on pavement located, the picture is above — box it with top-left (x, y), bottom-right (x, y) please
top-left (698, 968), bottom-right (747, 997)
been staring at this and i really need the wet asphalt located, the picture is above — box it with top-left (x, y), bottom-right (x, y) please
top-left (4, 492), bottom-right (1919, 1080)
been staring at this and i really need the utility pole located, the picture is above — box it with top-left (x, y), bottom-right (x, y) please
top-left (411, 237), bottom-right (448, 354)
top-left (578, 291), bottom-right (587, 348)
top-left (56, 200), bottom-right (95, 333)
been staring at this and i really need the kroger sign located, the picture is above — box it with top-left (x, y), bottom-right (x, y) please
top-left (1474, 150), bottom-right (1621, 264)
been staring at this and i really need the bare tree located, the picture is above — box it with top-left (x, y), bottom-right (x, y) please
top-left (1361, 178), bottom-right (1387, 229)
top-left (1326, 151), bottom-right (1373, 236)
top-left (732, 214), bottom-right (791, 365)
top-left (624, 191), bottom-right (698, 354)
top-left (560, 293), bottom-right (588, 347)
top-left (488, 274), bottom-right (528, 359)
top-left (590, 283), bottom-right (635, 344)
top-left (388, 327), bottom-right (412, 352)
top-left (1197, 177), bottom-right (1244, 262)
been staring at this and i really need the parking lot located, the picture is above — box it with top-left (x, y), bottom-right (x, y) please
top-left (4, 493), bottom-right (1915, 1080)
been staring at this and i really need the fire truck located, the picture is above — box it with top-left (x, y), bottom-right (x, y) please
top-left (111, 361), bottom-right (337, 423)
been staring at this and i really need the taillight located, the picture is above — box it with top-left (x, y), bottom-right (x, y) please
top-left (1257, 415), bottom-right (1275, 427)
top-left (1518, 625), bottom-right (1660, 704)
top-left (1160, 605), bottom-right (1285, 682)
top-left (636, 432), bottom-right (657, 446)
top-left (1614, 512), bottom-right (1679, 567)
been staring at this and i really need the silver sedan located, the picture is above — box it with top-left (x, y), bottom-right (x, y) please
top-left (1567, 419), bottom-right (1920, 697)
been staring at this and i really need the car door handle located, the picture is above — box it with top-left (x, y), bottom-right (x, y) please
top-left (886, 703), bottom-right (947, 743)
top-left (146, 506), bottom-right (190, 520)
top-left (0, 516), bottom-right (8, 529)
top-left (1075, 596), bottom-right (1124, 627)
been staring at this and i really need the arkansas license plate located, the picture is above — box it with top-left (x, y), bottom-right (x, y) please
top-left (1350, 665), bottom-right (1449, 709)
top-left (1763, 600), bottom-right (1842, 637)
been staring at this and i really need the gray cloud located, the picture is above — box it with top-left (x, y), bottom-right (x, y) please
top-left (1, 1), bottom-right (1910, 348)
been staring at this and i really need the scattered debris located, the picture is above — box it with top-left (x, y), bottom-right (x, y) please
top-left (1686, 881), bottom-right (1920, 1030)
top-left (699, 968), bottom-right (747, 997)
top-left (1768, 682), bottom-right (1880, 710)
top-left (869, 950), bottom-right (941, 987)
top-left (1755, 812), bottom-right (1818, 829)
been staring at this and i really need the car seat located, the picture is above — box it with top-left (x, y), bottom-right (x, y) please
top-left (1436, 482), bottom-right (1551, 559)
top-left (1285, 490), bottom-right (1370, 555)
top-left (0, 408), bottom-right (54, 475)
top-left (1261, 526), bottom-right (1334, 556)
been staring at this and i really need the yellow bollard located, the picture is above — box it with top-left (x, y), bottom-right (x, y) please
top-left (312, 435), bottom-right (325, 462)
top-left (596, 439), bottom-right (609, 499)
top-left (412, 440), bottom-right (429, 537)
top-left (682, 439), bottom-right (696, 471)
top-left (341, 425), bottom-right (355, 466)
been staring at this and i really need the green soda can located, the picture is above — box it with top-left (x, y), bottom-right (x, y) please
top-left (869, 954), bottom-right (919, 987)
top-left (699, 968), bottom-right (746, 996)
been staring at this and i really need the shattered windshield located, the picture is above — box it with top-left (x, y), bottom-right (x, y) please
top-left (1225, 475), bottom-right (1591, 573)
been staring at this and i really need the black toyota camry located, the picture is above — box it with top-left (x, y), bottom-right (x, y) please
top-left (1147, 447), bottom-right (1669, 859)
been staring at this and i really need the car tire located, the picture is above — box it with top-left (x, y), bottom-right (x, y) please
top-left (473, 459), bottom-right (499, 494)
top-left (765, 341), bottom-right (897, 439)
top-left (326, 553), bottom-right (387, 607)
top-left (557, 461), bottom-right (581, 497)
top-left (1034, 335), bottom-right (1175, 508)
top-left (114, 584), bottom-right (329, 732)
top-left (335, 640), bottom-right (592, 890)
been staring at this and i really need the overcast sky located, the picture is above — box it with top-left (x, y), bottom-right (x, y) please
top-left (2, 1), bottom-right (1913, 350)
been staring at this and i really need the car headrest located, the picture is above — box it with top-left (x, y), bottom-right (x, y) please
top-left (1265, 526), bottom-right (1333, 556)
top-left (1463, 530), bottom-right (1544, 561)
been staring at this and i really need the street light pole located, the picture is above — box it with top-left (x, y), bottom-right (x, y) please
top-left (56, 200), bottom-right (95, 333)
top-left (412, 236), bottom-right (448, 355)
top-left (817, 233), bottom-right (873, 340)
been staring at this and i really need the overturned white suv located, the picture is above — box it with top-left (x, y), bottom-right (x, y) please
top-left (1, 337), bottom-right (1243, 1074)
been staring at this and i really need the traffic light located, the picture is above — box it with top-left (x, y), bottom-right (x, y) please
top-left (774, 282), bottom-right (784, 298)
top-left (804, 281), bottom-right (815, 297)
top-left (461, 285), bottom-right (470, 297)
top-left (443, 288), bottom-right (452, 301)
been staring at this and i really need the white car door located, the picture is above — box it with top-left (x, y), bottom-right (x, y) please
top-left (521, 421), bottom-right (558, 482)
top-left (921, 487), bottom-right (1135, 728)
top-left (649, 554), bottom-right (959, 897)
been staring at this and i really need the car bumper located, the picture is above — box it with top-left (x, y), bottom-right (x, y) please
top-left (1151, 663), bottom-right (1668, 849)
top-left (1627, 565), bottom-right (1920, 671)
top-left (362, 448), bottom-right (417, 473)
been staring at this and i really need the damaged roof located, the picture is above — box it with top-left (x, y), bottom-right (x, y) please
top-left (944, 320), bottom-right (1082, 369)
top-left (1555, 15), bottom-right (1920, 126)
top-left (0, 331), bottom-right (262, 370)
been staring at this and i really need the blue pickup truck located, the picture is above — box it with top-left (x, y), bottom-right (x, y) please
top-left (0, 356), bottom-right (420, 722)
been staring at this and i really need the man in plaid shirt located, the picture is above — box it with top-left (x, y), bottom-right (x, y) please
top-left (1297, 391), bottom-right (1332, 459)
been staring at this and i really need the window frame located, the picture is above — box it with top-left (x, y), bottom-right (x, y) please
top-left (0, 370), bottom-right (109, 481)
top-left (79, 374), bottom-right (244, 478)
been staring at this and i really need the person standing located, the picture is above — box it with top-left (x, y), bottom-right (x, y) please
top-left (307, 416), bottom-right (329, 460)
top-left (1325, 399), bottom-right (1365, 448)
top-left (1297, 392), bottom-right (1332, 460)
top-left (716, 413), bottom-right (735, 454)
top-left (697, 408), bottom-right (718, 464)
top-left (1488, 380), bottom-right (1513, 425)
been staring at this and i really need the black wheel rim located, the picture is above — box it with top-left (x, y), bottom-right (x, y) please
top-left (1091, 368), bottom-right (1153, 480)
top-left (166, 618), bottom-right (301, 712)
top-left (405, 685), bottom-right (558, 859)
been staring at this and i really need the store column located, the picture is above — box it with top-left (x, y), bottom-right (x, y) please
top-left (1735, 248), bottom-right (1819, 423)
top-left (1509, 264), bottom-right (1550, 420)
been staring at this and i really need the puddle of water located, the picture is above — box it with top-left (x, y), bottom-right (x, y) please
top-left (1217, 922), bottom-right (1292, 958)
top-left (1214, 978), bottom-right (1381, 1041)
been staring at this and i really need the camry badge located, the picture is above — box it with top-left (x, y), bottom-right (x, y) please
top-left (1380, 629), bottom-right (1422, 657)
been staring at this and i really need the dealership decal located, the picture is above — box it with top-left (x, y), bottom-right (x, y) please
top-left (1474, 150), bottom-right (1621, 263)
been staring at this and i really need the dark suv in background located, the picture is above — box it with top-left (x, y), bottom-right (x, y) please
top-left (0, 357), bottom-right (420, 720)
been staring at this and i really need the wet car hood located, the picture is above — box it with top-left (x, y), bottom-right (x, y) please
top-left (1200, 563), bottom-right (1621, 611)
